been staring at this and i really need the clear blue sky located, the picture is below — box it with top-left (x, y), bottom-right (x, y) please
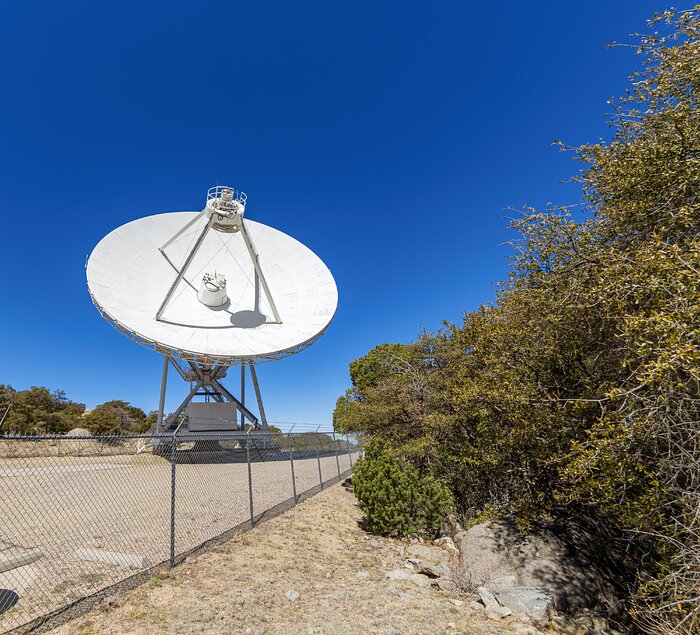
top-left (0, 1), bottom-right (667, 428)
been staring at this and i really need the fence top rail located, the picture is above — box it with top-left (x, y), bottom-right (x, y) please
top-left (0, 430), bottom-right (348, 442)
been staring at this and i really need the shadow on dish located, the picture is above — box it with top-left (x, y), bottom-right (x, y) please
top-left (230, 310), bottom-right (267, 329)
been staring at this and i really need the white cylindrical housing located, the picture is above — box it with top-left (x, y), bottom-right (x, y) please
top-left (206, 185), bottom-right (246, 233)
top-left (198, 272), bottom-right (228, 307)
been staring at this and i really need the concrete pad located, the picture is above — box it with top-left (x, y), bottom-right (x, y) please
top-left (0, 563), bottom-right (40, 593)
top-left (0, 550), bottom-right (44, 574)
top-left (74, 548), bottom-right (150, 569)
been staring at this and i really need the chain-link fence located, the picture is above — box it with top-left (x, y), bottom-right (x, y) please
top-left (0, 430), bottom-right (361, 633)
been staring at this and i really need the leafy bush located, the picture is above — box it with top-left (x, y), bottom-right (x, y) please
top-left (336, 10), bottom-right (700, 632)
top-left (353, 440), bottom-right (453, 538)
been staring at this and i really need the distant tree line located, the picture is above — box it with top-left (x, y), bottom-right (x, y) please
top-left (335, 10), bottom-right (700, 634)
top-left (0, 385), bottom-right (156, 435)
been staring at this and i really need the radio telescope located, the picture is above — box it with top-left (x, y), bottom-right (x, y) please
top-left (86, 186), bottom-right (338, 437)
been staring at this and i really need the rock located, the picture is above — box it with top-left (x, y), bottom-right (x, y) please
top-left (407, 544), bottom-right (449, 564)
top-left (436, 563), bottom-right (453, 580)
top-left (456, 524), bottom-right (515, 587)
top-left (456, 521), bottom-right (612, 611)
top-left (469, 601), bottom-right (484, 612)
top-left (416, 562), bottom-right (441, 578)
top-left (355, 571), bottom-right (369, 580)
top-left (436, 578), bottom-right (457, 591)
top-left (407, 557), bottom-right (421, 566)
top-left (66, 428), bottom-right (92, 437)
top-left (489, 575), bottom-right (517, 591)
top-left (386, 568), bottom-right (431, 588)
top-left (476, 586), bottom-right (499, 608)
top-left (513, 625), bottom-right (540, 634)
top-left (450, 599), bottom-right (463, 607)
top-left (286, 590), bottom-right (300, 601)
top-left (386, 585), bottom-right (399, 595)
top-left (516, 558), bottom-right (600, 610)
top-left (435, 536), bottom-right (460, 556)
top-left (409, 573), bottom-right (432, 588)
top-left (496, 587), bottom-right (553, 619)
top-left (486, 606), bottom-right (513, 620)
top-left (442, 514), bottom-right (465, 537)
top-left (369, 539), bottom-right (382, 549)
top-left (396, 545), bottom-right (405, 556)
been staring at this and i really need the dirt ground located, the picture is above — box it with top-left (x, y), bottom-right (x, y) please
top-left (0, 450), bottom-right (353, 631)
top-left (47, 482), bottom-right (538, 635)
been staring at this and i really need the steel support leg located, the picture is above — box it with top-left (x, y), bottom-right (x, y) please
top-left (210, 378), bottom-right (258, 425)
top-left (156, 355), bottom-right (169, 434)
top-left (163, 381), bottom-right (203, 429)
top-left (240, 364), bottom-right (246, 429)
top-left (239, 220), bottom-right (281, 323)
top-left (156, 216), bottom-right (213, 320)
top-left (249, 362), bottom-right (268, 429)
top-left (159, 210), bottom-right (205, 253)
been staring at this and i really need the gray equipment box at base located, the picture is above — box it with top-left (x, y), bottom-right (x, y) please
top-left (185, 402), bottom-right (238, 432)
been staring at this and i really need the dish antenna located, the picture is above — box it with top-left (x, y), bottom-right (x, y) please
top-left (87, 186), bottom-right (337, 438)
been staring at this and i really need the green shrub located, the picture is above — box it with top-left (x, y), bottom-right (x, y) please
top-left (352, 440), bottom-right (453, 538)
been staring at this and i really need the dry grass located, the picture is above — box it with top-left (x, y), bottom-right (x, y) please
top-left (0, 451), bottom-right (352, 631)
top-left (47, 483), bottom-right (527, 635)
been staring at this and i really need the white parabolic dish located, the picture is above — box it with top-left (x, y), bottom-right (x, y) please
top-left (87, 211), bottom-right (338, 364)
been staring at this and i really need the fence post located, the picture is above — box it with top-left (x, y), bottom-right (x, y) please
top-left (346, 434), bottom-right (353, 468)
top-left (246, 432), bottom-right (254, 527)
top-left (169, 429), bottom-right (177, 567)
top-left (287, 433), bottom-right (297, 503)
top-left (332, 431), bottom-right (341, 479)
top-left (315, 435), bottom-right (323, 489)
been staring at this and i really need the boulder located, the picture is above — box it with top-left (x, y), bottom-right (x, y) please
top-left (455, 523), bottom-right (515, 587)
top-left (456, 521), bottom-right (612, 611)
top-left (490, 575), bottom-right (517, 591)
top-left (66, 428), bottom-right (92, 437)
top-left (516, 558), bottom-right (602, 610)
top-left (406, 544), bottom-right (449, 564)
top-left (476, 586), bottom-right (499, 608)
top-left (496, 587), bottom-right (553, 619)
